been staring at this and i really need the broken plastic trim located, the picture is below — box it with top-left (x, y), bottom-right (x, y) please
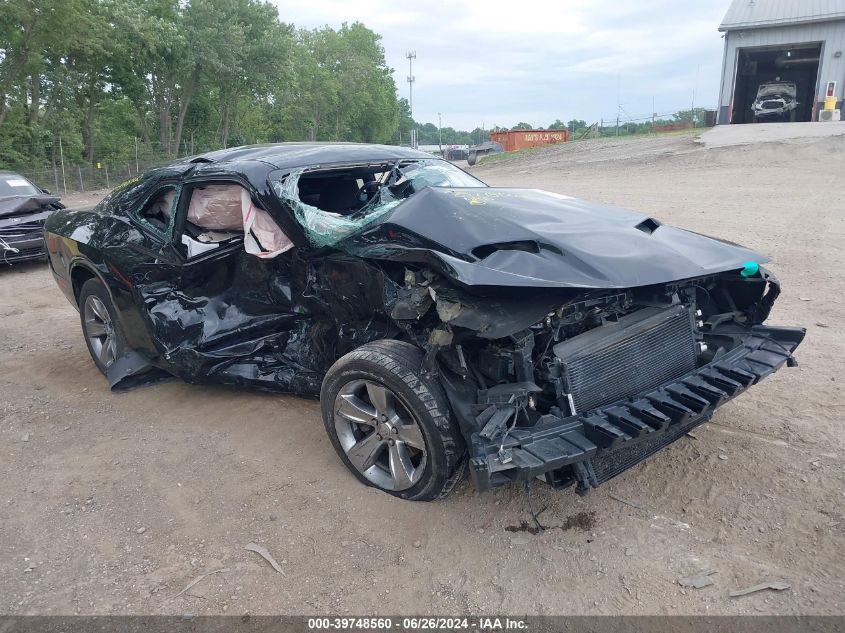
top-left (106, 350), bottom-right (172, 391)
top-left (272, 168), bottom-right (401, 248)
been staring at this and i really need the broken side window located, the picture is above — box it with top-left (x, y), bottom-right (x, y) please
top-left (273, 167), bottom-right (402, 248)
top-left (139, 188), bottom-right (177, 233)
top-left (182, 183), bottom-right (293, 259)
top-left (273, 159), bottom-right (485, 248)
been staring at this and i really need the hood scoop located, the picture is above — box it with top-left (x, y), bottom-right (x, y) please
top-left (472, 240), bottom-right (561, 261)
top-left (635, 218), bottom-right (661, 234)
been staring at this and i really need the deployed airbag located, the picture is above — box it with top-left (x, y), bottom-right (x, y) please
top-left (187, 185), bottom-right (244, 231)
top-left (243, 195), bottom-right (293, 258)
top-left (187, 184), bottom-right (293, 258)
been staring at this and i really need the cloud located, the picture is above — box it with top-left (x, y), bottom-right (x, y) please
top-left (271, 0), bottom-right (733, 129)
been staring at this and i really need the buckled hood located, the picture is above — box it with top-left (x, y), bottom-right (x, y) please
top-left (348, 187), bottom-right (767, 289)
top-left (0, 194), bottom-right (62, 218)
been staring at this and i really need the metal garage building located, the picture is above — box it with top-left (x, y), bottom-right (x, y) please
top-left (717, 0), bottom-right (845, 124)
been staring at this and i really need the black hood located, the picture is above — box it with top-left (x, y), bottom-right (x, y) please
top-left (349, 187), bottom-right (767, 289)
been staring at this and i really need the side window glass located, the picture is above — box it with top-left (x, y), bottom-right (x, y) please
top-left (135, 187), bottom-right (178, 236)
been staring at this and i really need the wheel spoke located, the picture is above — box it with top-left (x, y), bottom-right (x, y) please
top-left (395, 422), bottom-right (425, 450)
top-left (89, 297), bottom-right (109, 323)
top-left (97, 336), bottom-right (113, 365)
top-left (346, 432), bottom-right (386, 473)
top-left (85, 319), bottom-right (107, 338)
top-left (365, 382), bottom-right (391, 417)
top-left (336, 394), bottom-right (377, 425)
top-left (389, 442), bottom-right (415, 490)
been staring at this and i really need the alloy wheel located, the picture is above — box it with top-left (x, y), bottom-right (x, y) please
top-left (83, 294), bottom-right (118, 368)
top-left (333, 379), bottom-right (427, 491)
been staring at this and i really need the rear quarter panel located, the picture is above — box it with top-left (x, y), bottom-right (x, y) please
top-left (44, 207), bottom-right (163, 357)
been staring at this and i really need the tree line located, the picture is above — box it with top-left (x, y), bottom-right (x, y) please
top-left (0, 0), bottom-right (713, 173)
top-left (0, 0), bottom-right (400, 170)
top-left (408, 111), bottom-right (710, 148)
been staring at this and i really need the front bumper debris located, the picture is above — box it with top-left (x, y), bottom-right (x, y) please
top-left (468, 325), bottom-right (806, 492)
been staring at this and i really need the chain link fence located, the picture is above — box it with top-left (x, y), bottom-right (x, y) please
top-left (6, 137), bottom-right (219, 195)
top-left (20, 158), bottom-right (171, 195)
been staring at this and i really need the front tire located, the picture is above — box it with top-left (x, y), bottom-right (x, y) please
top-left (78, 278), bottom-right (125, 375)
top-left (320, 340), bottom-right (466, 501)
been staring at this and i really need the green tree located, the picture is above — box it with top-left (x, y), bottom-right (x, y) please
top-left (674, 108), bottom-right (709, 127)
top-left (396, 98), bottom-right (413, 144)
top-left (0, 0), bottom-right (85, 125)
top-left (0, 1), bottom-right (406, 170)
top-left (567, 119), bottom-right (587, 132)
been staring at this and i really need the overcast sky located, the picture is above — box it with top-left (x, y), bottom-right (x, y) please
top-left (272, 0), bottom-right (734, 131)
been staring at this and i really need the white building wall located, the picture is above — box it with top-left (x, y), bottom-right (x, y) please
top-left (718, 19), bottom-right (845, 123)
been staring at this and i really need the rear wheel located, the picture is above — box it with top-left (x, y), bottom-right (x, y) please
top-left (320, 340), bottom-right (466, 501)
top-left (78, 278), bottom-right (125, 375)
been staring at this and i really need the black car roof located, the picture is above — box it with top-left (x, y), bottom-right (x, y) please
top-left (184, 142), bottom-right (434, 171)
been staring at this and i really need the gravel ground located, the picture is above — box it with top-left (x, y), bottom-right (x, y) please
top-left (1, 134), bottom-right (843, 616)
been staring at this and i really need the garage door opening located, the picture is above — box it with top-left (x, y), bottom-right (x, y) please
top-left (731, 43), bottom-right (821, 124)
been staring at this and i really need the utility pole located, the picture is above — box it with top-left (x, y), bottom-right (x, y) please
top-left (652, 96), bottom-right (656, 133)
top-left (58, 135), bottom-right (67, 194)
top-left (438, 112), bottom-right (442, 156)
top-left (405, 51), bottom-right (416, 148)
top-left (691, 64), bottom-right (700, 128)
top-left (616, 74), bottom-right (621, 137)
top-left (134, 137), bottom-right (139, 173)
top-left (691, 90), bottom-right (696, 127)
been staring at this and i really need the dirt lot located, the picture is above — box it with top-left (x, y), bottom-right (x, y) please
top-left (2, 134), bottom-right (843, 616)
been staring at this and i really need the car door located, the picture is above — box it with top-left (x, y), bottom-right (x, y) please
top-left (130, 177), bottom-right (312, 391)
top-left (98, 178), bottom-right (187, 358)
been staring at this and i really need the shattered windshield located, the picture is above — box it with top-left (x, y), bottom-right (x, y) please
top-left (273, 159), bottom-right (485, 248)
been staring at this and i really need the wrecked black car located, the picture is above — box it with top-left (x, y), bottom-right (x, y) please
top-left (44, 143), bottom-right (805, 501)
top-left (0, 171), bottom-right (64, 263)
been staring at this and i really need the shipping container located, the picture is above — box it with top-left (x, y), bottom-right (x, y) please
top-left (489, 129), bottom-right (569, 152)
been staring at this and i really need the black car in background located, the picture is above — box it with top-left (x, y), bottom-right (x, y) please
top-left (0, 171), bottom-right (64, 264)
top-left (43, 143), bottom-right (805, 501)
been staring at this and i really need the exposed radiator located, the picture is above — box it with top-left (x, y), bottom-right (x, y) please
top-left (553, 304), bottom-right (697, 413)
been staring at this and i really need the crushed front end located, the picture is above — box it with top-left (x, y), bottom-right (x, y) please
top-left (0, 193), bottom-right (64, 264)
top-left (394, 267), bottom-right (805, 493)
top-left (0, 210), bottom-right (56, 262)
top-left (751, 82), bottom-right (798, 120)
